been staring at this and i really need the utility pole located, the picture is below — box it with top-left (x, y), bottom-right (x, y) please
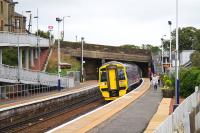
top-left (56, 17), bottom-right (62, 90)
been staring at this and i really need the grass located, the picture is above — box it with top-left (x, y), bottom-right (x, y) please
top-left (46, 48), bottom-right (80, 76)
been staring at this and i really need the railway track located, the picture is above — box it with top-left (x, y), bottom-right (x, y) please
top-left (0, 88), bottom-right (105, 133)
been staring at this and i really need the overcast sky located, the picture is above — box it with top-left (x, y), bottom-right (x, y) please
top-left (15, 0), bottom-right (200, 46)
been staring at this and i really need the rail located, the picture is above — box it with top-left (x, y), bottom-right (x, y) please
top-left (0, 31), bottom-right (49, 47)
top-left (0, 64), bottom-right (80, 88)
top-left (154, 87), bottom-right (200, 133)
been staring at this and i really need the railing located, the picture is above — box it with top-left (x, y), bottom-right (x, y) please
top-left (154, 88), bottom-right (200, 133)
top-left (0, 64), bottom-right (80, 88)
top-left (0, 84), bottom-right (55, 100)
top-left (0, 31), bottom-right (49, 47)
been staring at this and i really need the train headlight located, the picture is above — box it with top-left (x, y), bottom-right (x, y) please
top-left (101, 82), bottom-right (107, 86)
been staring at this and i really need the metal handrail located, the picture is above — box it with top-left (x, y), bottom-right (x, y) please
top-left (0, 64), bottom-right (80, 88)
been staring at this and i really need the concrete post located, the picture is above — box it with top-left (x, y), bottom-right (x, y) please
top-left (25, 48), bottom-right (29, 69)
top-left (19, 48), bottom-right (23, 69)
top-left (34, 48), bottom-right (38, 59)
top-left (0, 49), bottom-right (2, 64)
top-left (30, 48), bottom-right (34, 67)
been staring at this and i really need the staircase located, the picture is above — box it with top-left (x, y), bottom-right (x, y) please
top-left (31, 48), bottom-right (49, 71)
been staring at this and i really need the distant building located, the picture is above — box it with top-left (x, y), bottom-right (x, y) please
top-left (0, 0), bottom-right (26, 32)
top-left (179, 50), bottom-right (195, 66)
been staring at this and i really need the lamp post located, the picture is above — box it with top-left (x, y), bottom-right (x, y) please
top-left (62, 16), bottom-right (70, 41)
top-left (81, 37), bottom-right (84, 82)
top-left (56, 17), bottom-right (62, 90)
top-left (34, 8), bottom-right (40, 82)
top-left (25, 10), bottom-right (32, 33)
top-left (174, 0), bottom-right (180, 109)
top-left (161, 35), bottom-right (166, 73)
top-left (168, 21), bottom-right (172, 72)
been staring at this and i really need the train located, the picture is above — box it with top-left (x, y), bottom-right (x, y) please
top-left (99, 61), bottom-right (142, 100)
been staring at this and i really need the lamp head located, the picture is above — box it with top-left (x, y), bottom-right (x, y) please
top-left (168, 21), bottom-right (172, 25)
top-left (56, 17), bottom-right (62, 22)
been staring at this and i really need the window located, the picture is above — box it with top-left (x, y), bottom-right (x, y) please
top-left (15, 19), bottom-right (20, 29)
top-left (101, 71), bottom-right (107, 82)
top-left (0, 20), bottom-right (3, 31)
top-left (0, 1), bottom-right (3, 14)
top-left (118, 69), bottom-right (125, 80)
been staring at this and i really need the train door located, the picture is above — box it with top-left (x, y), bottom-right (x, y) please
top-left (108, 68), bottom-right (117, 90)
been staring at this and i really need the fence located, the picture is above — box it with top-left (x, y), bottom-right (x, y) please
top-left (154, 87), bottom-right (200, 133)
top-left (0, 31), bottom-right (49, 47)
top-left (0, 83), bottom-right (56, 101)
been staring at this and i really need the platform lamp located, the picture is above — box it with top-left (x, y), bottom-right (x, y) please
top-left (168, 21), bottom-right (172, 72)
top-left (174, 0), bottom-right (180, 110)
top-left (56, 17), bottom-right (62, 90)
top-left (62, 16), bottom-right (70, 41)
top-left (81, 37), bottom-right (84, 83)
top-left (34, 8), bottom-right (40, 82)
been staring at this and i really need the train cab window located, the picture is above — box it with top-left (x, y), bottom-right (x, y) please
top-left (101, 71), bottom-right (107, 82)
top-left (118, 69), bottom-right (125, 80)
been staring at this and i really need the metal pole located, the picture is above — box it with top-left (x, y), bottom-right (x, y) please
top-left (17, 32), bottom-right (20, 82)
top-left (174, 0), bottom-right (180, 109)
top-left (62, 16), bottom-right (70, 41)
top-left (168, 21), bottom-right (172, 71)
top-left (62, 17), bottom-right (64, 41)
top-left (161, 38), bottom-right (164, 73)
top-left (36, 8), bottom-right (40, 82)
top-left (56, 17), bottom-right (62, 90)
top-left (81, 37), bottom-right (84, 82)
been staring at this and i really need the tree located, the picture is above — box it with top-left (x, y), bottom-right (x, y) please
top-left (120, 44), bottom-right (140, 49)
top-left (35, 30), bottom-right (54, 39)
top-left (191, 51), bottom-right (200, 67)
top-left (171, 27), bottom-right (199, 51)
top-left (141, 44), bottom-right (160, 54)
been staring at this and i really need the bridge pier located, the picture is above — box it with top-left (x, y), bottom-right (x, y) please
top-left (25, 48), bottom-right (29, 69)
top-left (30, 48), bottom-right (34, 67)
top-left (0, 49), bottom-right (2, 64)
top-left (19, 48), bottom-right (23, 69)
top-left (34, 48), bottom-right (38, 59)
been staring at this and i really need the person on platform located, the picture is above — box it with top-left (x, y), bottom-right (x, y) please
top-left (151, 74), bottom-right (158, 90)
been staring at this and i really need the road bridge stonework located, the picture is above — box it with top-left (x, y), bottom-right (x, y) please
top-left (60, 41), bottom-right (152, 80)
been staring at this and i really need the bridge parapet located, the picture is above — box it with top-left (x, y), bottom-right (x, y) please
top-left (60, 41), bottom-right (151, 57)
top-left (0, 31), bottom-right (50, 47)
top-left (66, 49), bottom-right (151, 62)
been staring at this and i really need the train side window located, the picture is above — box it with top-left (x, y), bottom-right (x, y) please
top-left (118, 69), bottom-right (125, 80)
top-left (101, 71), bottom-right (107, 82)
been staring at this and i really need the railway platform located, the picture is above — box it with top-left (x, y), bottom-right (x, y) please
top-left (0, 80), bottom-right (98, 110)
top-left (48, 78), bottom-right (164, 133)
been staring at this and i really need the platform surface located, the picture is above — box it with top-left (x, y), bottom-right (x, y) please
top-left (89, 87), bottom-right (162, 133)
top-left (48, 78), bottom-right (158, 133)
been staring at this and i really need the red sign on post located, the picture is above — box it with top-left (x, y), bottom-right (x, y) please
top-left (48, 26), bottom-right (53, 30)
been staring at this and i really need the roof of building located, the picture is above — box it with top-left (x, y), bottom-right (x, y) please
top-left (14, 12), bottom-right (26, 18)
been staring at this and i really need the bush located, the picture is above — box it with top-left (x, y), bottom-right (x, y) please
top-left (179, 67), bottom-right (200, 97)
